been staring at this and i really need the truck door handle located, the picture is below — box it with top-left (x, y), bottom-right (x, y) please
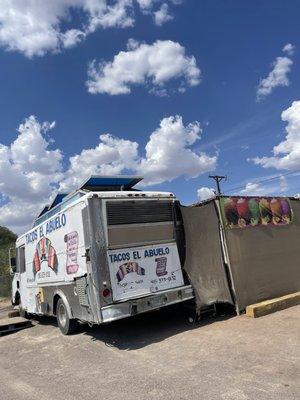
top-left (82, 249), bottom-right (91, 262)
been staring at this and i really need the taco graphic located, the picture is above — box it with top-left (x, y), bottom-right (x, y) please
top-left (116, 262), bottom-right (145, 283)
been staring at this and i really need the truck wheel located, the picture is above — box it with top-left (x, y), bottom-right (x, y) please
top-left (12, 291), bottom-right (20, 306)
top-left (56, 298), bottom-right (78, 335)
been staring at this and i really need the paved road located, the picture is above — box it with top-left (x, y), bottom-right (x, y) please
top-left (0, 303), bottom-right (299, 400)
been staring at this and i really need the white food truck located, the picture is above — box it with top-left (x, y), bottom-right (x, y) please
top-left (11, 176), bottom-right (193, 334)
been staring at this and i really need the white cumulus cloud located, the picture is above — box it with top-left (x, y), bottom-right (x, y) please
top-left (0, 0), bottom-right (135, 57)
top-left (61, 115), bottom-right (216, 190)
top-left (154, 3), bottom-right (173, 26)
top-left (238, 176), bottom-right (289, 197)
top-left (256, 44), bottom-right (295, 100)
top-left (137, 0), bottom-right (179, 26)
top-left (0, 116), bottom-right (63, 232)
top-left (86, 39), bottom-right (201, 95)
top-left (0, 114), bottom-right (216, 233)
top-left (0, 0), bottom-right (181, 57)
top-left (197, 187), bottom-right (215, 201)
top-left (282, 43), bottom-right (295, 56)
top-left (136, 0), bottom-right (157, 9)
top-left (257, 57), bottom-right (293, 100)
top-left (251, 100), bottom-right (300, 170)
top-left (60, 134), bottom-right (139, 191)
top-left (0, 201), bottom-right (41, 236)
top-left (227, 172), bottom-right (291, 199)
top-left (137, 116), bottom-right (216, 185)
top-left (239, 182), bottom-right (266, 196)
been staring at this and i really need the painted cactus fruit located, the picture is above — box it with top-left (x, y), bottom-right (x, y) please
top-left (224, 197), bottom-right (239, 226)
top-left (259, 198), bottom-right (272, 225)
top-left (280, 199), bottom-right (291, 223)
top-left (236, 198), bottom-right (251, 226)
top-left (248, 198), bottom-right (260, 226)
top-left (270, 198), bottom-right (282, 224)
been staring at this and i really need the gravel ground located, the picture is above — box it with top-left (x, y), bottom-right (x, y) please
top-left (0, 302), bottom-right (299, 400)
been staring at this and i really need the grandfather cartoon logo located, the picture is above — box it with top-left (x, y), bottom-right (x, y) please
top-left (32, 237), bottom-right (58, 275)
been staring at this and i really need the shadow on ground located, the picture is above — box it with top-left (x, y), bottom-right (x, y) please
top-left (82, 302), bottom-right (235, 350)
top-left (3, 301), bottom-right (236, 349)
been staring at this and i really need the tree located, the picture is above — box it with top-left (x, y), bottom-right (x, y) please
top-left (0, 226), bottom-right (17, 275)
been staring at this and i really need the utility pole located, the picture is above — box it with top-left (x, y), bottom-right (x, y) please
top-left (209, 175), bottom-right (227, 195)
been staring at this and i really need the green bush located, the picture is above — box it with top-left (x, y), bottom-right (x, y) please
top-left (0, 226), bottom-right (17, 298)
top-left (0, 275), bottom-right (12, 298)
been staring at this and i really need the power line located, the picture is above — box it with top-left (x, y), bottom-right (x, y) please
top-left (225, 169), bottom-right (300, 194)
top-left (209, 175), bottom-right (227, 195)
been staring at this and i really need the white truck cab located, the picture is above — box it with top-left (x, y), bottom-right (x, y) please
top-left (11, 175), bottom-right (193, 334)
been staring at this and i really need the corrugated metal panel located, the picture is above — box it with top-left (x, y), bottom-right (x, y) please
top-left (107, 201), bottom-right (173, 225)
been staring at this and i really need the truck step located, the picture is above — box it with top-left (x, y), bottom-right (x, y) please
top-left (0, 317), bottom-right (32, 337)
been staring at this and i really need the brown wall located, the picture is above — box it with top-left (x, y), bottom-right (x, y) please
top-left (223, 199), bottom-right (300, 310)
top-left (181, 202), bottom-right (233, 310)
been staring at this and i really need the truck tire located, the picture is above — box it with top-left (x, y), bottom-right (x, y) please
top-left (12, 291), bottom-right (20, 306)
top-left (56, 298), bottom-right (78, 335)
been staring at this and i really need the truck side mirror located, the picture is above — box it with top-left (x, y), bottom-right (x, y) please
top-left (9, 247), bottom-right (17, 275)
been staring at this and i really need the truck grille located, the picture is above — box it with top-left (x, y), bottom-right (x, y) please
top-left (107, 201), bottom-right (173, 225)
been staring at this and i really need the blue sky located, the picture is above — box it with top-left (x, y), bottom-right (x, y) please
top-left (0, 0), bottom-right (300, 233)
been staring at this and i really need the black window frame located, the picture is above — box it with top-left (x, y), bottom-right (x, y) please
top-left (18, 246), bottom-right (26, 274)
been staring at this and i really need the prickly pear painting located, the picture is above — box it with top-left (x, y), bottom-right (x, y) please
top-left (32, 237), bottom-right (58, 275)
top-left (220, 197), bottom-right (293, 229)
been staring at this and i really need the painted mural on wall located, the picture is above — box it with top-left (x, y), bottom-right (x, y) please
top-left (220, 197), bottom-right (293, 229)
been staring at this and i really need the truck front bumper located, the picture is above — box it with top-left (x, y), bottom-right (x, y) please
top-left (100, 285), bottom-right (194, 323)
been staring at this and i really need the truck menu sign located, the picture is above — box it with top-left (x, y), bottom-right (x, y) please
top-left (108, 242), bottom-right (184, 301)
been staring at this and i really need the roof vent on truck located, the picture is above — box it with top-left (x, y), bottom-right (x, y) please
top-left (33, 175), bottom-right (143, 227)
